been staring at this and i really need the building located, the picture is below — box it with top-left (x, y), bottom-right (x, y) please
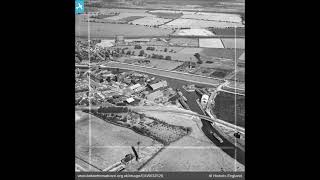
top-left (115, 35), bottom-right (125, 44)
top-left (126, 97), bottom-right (135, 103)
top-left (146, 90), bottom-right (164, 101)
top-left (134, 86), bottom-right (146, 93)
top-left (201, 94), bottom-right (209, 107)
top-left (129, 83), bottom-right (141, 91)
top-left (148, 80), bottom-right (167, 91)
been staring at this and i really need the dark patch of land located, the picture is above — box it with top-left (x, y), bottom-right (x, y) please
top-left (212, 91), bottom-right (245, 128)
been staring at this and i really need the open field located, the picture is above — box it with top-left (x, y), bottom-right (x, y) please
top-left (177, 47), bottom-right (203, 55)
top-left (160, 18), bottom-right (244, 29)
top-left (129, 16), bottom-right (172, 26)
top-left (172, 28), bottom-right (215, 36)
top-left (76, 15), bottom-right (174, 38)
top-left (86, 1), bottom-right (244, 14)
top-left (199, 38), bottom-right (224, 48)
top-left (169, 38), bottom-right (199, 47)
top-left (103, 12), bottom-right (154, 21)
top-left (75, 112), bottom-right (163, 171)
top-left (113, 45), bottom-right (200, 62)
top-left (227, 70), bottom-right (245, 82)
top-left (221, 38), bottom-right (245, 49)
top-left (208, 27), bottom-right (245, 36)
top-left (213, 91), bottom-right (245, 128)
top-left (117, 16), bottom-right (146, 23)
top-left (133, 108), bottom-right (244, 171)
top-left (147, 11), bottom-right (183, 19)
top-left (117, 57), bottom-right (183, 70)
top-left (181, 12), bottom-right (242, 23)
top-left (200, 48), bottom-right (245, 60)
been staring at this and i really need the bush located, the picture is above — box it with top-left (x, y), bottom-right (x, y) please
top-left (165, 56), bottom-right (172, 60)
top-left (134, 45), bottom-right (142, 49)
top-left (146, 47), bottom-right (155, 51)
top-left (139, 50), bottom-right (145, 56)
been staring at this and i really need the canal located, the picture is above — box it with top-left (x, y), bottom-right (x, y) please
top-left (78, 66), bottom-right (245, 165)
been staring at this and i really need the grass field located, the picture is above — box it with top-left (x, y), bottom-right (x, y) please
top-left (148, 12), bottom-right (183, 19)
top-left (129, 16), bottom-right (172, 26)
top-left (181, 12), bottom-right (242, 23)
top-left (75, 113), bottom-right (162, 171)
top-left (207, 27), bottom-right (245, 36)
top-left (76, 15), bottom-right (174, 38)
top-left (169, 38), bottom-right (199, 47)
top-left (200, 48), bottom-right (245, 60)
top-left (221, 38), bottom-right (245, 49)
top-left (161, 18), bottom-right (244, 29)
top-left (117, 16), bottom-right (145, 23)
top-left (199, 38), bottom-right (224, 48)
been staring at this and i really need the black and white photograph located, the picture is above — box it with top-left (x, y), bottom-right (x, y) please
top-left (75, 0), bottom-right (245, 178)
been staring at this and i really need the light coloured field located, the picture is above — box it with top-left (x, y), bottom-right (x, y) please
top-left (129, 16), bottom-right (172, 26)
top-left (160, 18), bottom-right (244, 29)
top-left (173, 28), bottom-right (215, 36)
top-left (199, 38), bottom-right (225, 48)
top-left (238, 52), bottom-right (245, 60)
top-left (99, 8), bottom-right (148, 14)
top-left (148, 10), bottom-right (196, 15)
top-left (177, 47), bottom-right (203, 54)
top-left (96, 40), bottom-right (115, 48)
top-left (104, 12), bottom-right (155, 21)
top-left (182, 12), bottom-right (242, 23)
top-left (75, 112), bottom-right (163, 171)
top-left (221, 38), bottom-right (245, 49)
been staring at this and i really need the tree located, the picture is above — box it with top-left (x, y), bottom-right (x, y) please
top-left (165, 56), bottom-right (172, 60)
top-left (158, 55), bottom-right (164, 59)
top-left (132, 51), bottom-right (135, 55)
top-left (126, 50), bottom-right (131, 55)
top-left (139, 50), bottom-right (145, 56)
top-left (164, 48), bottom-right (167, 52)
top-left (194, 53), bottom-right (202, 64)
top-left (121, 49), bottom-right (125, 54)
top-left (134, 45), bottom-right (142, 49)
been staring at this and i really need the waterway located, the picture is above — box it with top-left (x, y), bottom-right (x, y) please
top-left (78, 66), bottom-right (245, 165)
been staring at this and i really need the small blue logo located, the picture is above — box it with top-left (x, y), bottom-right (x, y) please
top-left (75, 0), bottom-right (84, 14)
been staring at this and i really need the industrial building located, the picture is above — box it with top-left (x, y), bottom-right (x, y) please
top-left (146, 90), bottom-right (163, 101)
top-left (148, 80), bottom-right (167, 91)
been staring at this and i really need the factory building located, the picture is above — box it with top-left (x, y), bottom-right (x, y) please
top-left (148, 80), bottom-right (167, 91)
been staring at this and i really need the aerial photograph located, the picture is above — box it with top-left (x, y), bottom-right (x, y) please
top-left (75, 0), bottom-right (245, 174)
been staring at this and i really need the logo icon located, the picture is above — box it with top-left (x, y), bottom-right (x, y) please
top-left (75, 0), bottom-right (84, 14)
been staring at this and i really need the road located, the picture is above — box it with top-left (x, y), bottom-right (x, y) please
top-left (76, 62), bottom-right (245, 96)
top-left (77, 62), bottom-right (222, 86)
